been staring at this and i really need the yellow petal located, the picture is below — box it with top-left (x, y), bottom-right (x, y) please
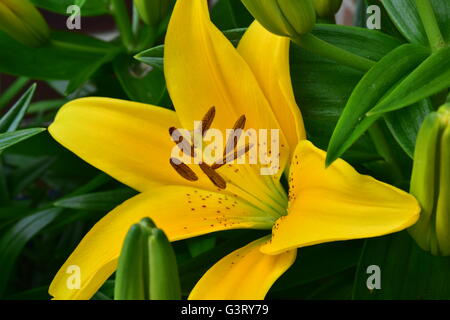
top-left (165, 0), bottom-right (289, 197)
top-left (166, 0), bottom-right (282, 134)
top-left (49, 186), bottom-right (274, 300)
top-left (261, 141), bottom-right (420, 254)
top-left (49, 97), bottom-right (213, 192)
top-left (189, 237), bottom-right (296, 300)
top-left (238, 21), bottom-right (306, 151)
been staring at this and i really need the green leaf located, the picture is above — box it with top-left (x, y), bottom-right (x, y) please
top-left (0, 31), bottom-right (115, 81)
top-left (65, 49), bottom-right (119, 95)
top-left (211, 0), bottom-right (253, 30)
top-left (0, 77), bottom-right (29, 111)
top-left (384, 98), bottom-right (434, 158)
top-left (27, 99), bottom-right (66, 114)
top-left (382, 0), bottom-right (428, 46)
top-left (382, 0), bottom-right (450, 46)
top-left (0, 84), bottom-right (36, 133)
top-left (0, 128), bottom-right (46, 152)
top-left (54, 188), bottom-right (137, 211)
top-left (134, 29), bottom-right (246, 71)
top-left (270, 241), bottom-right (363, 293)
top-left (222, 28), bottom-right (247, 46)
top-left (186, 236), bottom-right (216, 258)
top-left (353, 231), bottom-right (450, 299)
top-left (325, 44), bottom-right (430, 165)
top-left (292, 24), bottom-right (405, 164)
top-left (113, 54), bottom-right (168, 105)
top-left (134, 45), bottom-right (164, 71)
top-left (0, 208), bottom-right (61, 297)
top-left (310, 24), bottom-right (404, 61)
top-left (10, 156), bottom-right (56, 196)
top-left (362, 1), bottom-right (404, 41)
top-left (368, 46), bottom-right (450, 116)
top-left (31, 0), bottom-right (108, 16)
top-left (430, 0), bottom-right (450, 43)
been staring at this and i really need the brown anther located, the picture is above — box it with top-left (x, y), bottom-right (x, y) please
top-left (212, 143), bottom-right (254, 170)
top-left (169, 126), bottom-right (196, 157)
top-left (168, 109), bottom-right (250, 190)
top-left (170, 158), bottom-right (198, 181)
top-left (201, 106), bottom-right (216, 137)
top-left (223, 115), bottom-right (246, 157)
top-left (199, 163), bottom-right (227, 189)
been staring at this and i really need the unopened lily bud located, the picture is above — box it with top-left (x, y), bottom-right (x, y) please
top-left (314, 0), bottom-right (342, 18)
top-left (0, 0), bottom-right (49, 47)
top-left (133, 0), bottom-right (174, 26)
top-left (114, 218), bottom-right (181, 300)
top-left (241, 0), bottom-right (316, 37)
top-left (148, 228), bottom-right (181, 300)
top-left (409, 104), bottom-right (450, 256)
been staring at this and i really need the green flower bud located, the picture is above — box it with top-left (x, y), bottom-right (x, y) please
top-left (148, 228), bottom-right (181, 300)
top-left (114, 218), bottom-right (181, 300)
top-left (0, 0), bottom-right (49, 47)
top-left (241, 0), bottom-right (316, 37)
top-left (314, 0), bottom-right (342, 18)
top-left (409, 104), bottom-right (450, 256)
top-left (114, 224), bottom-right (147, 300)
top-left (133, 0), bottom-right (174, 27)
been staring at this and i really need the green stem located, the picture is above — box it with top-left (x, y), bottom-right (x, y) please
top-left (368, 121), bottom-right (404, 185)
top-left (110, 0), bottom-right (135, 51)
top-left (415, 0), bottom-right (445, 51)
top-left (132, 3), bottom-right (140, 36)
top-left (50, 39), bottom-right (112, 55)
top-left (292, 33), bottom-right (375, 72)
top-left (0, 77), bottom-right (29, 110)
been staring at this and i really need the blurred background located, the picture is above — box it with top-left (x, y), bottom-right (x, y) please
top-left (0, 0), bottom-right (358, 106)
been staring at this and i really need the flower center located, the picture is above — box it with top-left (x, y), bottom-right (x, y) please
top-left (169, 106), bottom-right (253, 189)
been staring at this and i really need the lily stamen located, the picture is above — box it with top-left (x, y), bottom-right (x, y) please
top-left (199, 162), bottom-right (227, 189)
top-left (169, 158), bottom-right (198, 181)
top-left (169, 126), bottom-right (196, 157)
top-left (200, 106), bottom-right (216, 137)
top-left (169, 108), bottom-right (254, 188)
top-left (212, 143), bottom-right (254, 170)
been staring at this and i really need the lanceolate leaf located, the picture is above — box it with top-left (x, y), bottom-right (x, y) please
top-left (0, 32), bottom-right (114, 80)
top-left (31, 0), bottom-right (108, 16)
top-left (431, 0), bottom-right (450, 43)
top-left (384, 98), bottom-right (434, 158)
top-left (54, 188), bottom-right (137, 211)
top-left (113, 54), bottom-right (168, 105)
top-left (0, 84), bottom-right (36, 133)
top-left (368, 46), bottom-right (450, 116)
top-left (382, 0), bottom-right (428, 46)
top-left (0, 208), bottom-right (62, 297)
top-left (134, 29), bottom-right (246, 70)
top-left (292, 24), bottom-right (403, 164)
top-left (382, 0), bottom-right (450, 46)
top-left (211, 0), bottom-right (253, 30)
top-left (326, 44), bottom-right (430, 165)
top-left (0, 128), bottom-right (46, 153)
top-left (10, 157), bottom-right (56, 196)
top-left (134, 45), bottom-right (164, 71)
top-left (353, 231), bottom-right (450, 299)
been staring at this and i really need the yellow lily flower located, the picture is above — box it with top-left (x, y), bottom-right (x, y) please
top-left (48, 0), bottom-right (419, 300)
